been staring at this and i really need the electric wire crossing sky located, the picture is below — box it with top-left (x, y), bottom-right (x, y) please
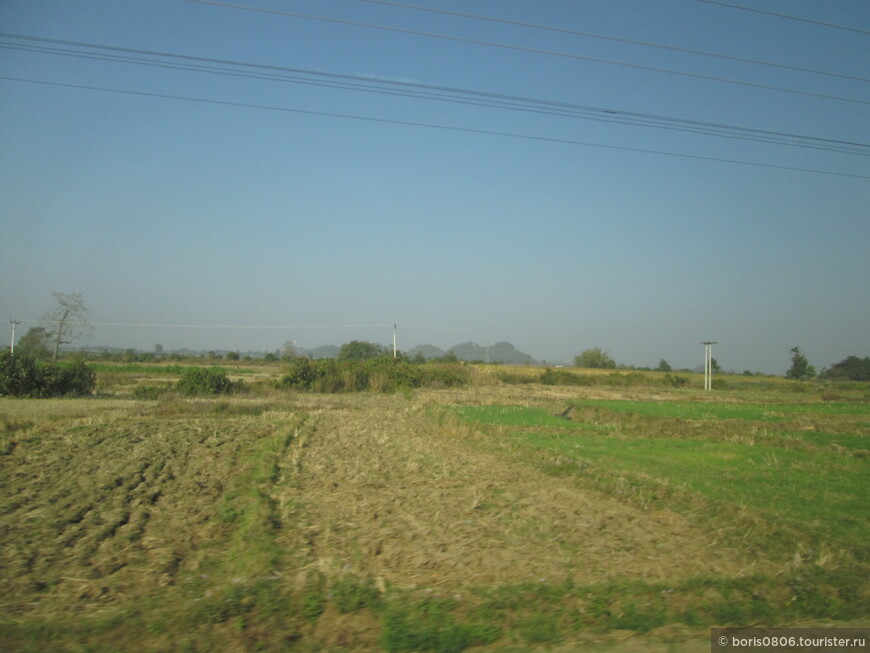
top-left (1, 0), bottom-right (867, 373)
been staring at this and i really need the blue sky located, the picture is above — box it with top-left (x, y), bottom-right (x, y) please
top-left (1, 0), bottom-right (868, 373)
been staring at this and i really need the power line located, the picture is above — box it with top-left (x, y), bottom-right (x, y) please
top-left (351, 0), bottom-right (870, 83)
top-left (690, 0), bottom-right (870, 36)
top-left (182, 0), bottom-right (870, 107)
top-left (3, 75), bottom-right (868, 180)
top-left (3, 33), bottom-right (866, 155)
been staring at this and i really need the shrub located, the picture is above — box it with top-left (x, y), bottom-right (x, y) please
top-left (574, 347), bottom-right (616, 369)
top-left (0, 351), bottom-right (96, 397)
top-left (662, 373), bottom-right (689, 388)
top-left (496, 372), bottom-right (535, 385)
top-left (279, 358), bottom-right (468, 393)
top-left (0, 351), bottom-right (42, 396)
top-left (280, 357), bottom-right (319, 390)
top-left (176, 367), bottom-right (233, 395)
top-left (43, 359), bottom-right (97, 396)
top-left (540, 368), bottom-right (590, 386)
top-left (421, 363), bottom-right (470, 388)
top-left (338, 340), bottom-right (386, 360)
top-left (365, 358), bottom-right (422, 392)
top-left (132, 383), bottom-right (174, 400)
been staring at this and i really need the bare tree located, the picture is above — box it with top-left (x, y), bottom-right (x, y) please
top-left (41, 293), bottom-right (93, 361)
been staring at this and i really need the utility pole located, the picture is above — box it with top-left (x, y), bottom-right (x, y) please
top-left (10, 320), bottom-right (20, 353)
top-left (392, 324), bottom-right (397, 359)
top-left (700, 341), bottom-right (717, 390)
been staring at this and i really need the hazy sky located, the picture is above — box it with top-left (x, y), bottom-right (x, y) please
top-left (1, 0), bottom-right (868, 373)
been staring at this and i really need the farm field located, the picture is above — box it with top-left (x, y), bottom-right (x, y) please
top-left (1, 368), bottom-right (868, 652)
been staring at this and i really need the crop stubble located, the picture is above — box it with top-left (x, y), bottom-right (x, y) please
top-left (1, 409), bottom-right (296, 621)
top-left (4, 386), bottom-right (855, 650)
top-left (281, 392), bottom-right (759, 592)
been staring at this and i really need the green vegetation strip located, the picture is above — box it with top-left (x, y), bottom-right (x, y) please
top-left (452, 405), bottom-right (597, 430)
top-left (447, 401), bottom-right (869, 644)
top-left (451, 404), bottom-right (869, 560)
top-left (575, 399), bottom-right (870, 420)
top-left (513, 427), bottom-right (866, 554)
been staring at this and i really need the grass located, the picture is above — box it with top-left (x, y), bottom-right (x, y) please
top-left (381, 596), bottom-right (501, 653)
top-left (451, 405), bottom-right (597, 429)
top-left (1, 373), bottom-right (867, 651)
top-left (574, 398), bottom-right (870, 420)
top-left (502, 427), bottom-right (867, 557)
top-left (450, 401), bottom-right (869, 560)
top-left (88, 362), bottom-right (260, 375)
top-left (444, 395), bottom-right (869, 643)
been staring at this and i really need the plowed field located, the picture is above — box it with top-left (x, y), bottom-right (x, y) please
top-left (1, 385), bottom-right (867, 652)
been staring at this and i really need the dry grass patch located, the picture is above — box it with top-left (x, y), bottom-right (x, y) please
top-left (1, 385), bottom-right (865, 652)
top-left (280, 394), bottom-right (759, 593)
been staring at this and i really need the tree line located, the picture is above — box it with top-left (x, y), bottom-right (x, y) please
top-left (8, 294), bottom-right (870, 383)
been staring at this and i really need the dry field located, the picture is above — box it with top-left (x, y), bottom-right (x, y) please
top-left (1, 381), bottom-right (867, 652)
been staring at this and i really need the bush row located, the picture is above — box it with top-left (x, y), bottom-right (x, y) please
top-left (279, 357), bottom-right (469, 393)
top-left (528, 368), bottom-right (692, 388)
top-left (0, 351), bottom-right (96, 398)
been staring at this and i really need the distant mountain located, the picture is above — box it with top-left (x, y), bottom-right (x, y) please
top-left (447, 341), bottom-right (537, 365)
top-left (406, 344), bottom-right (447, 360)
top-left (77, 341), bottom-right (537, 364)
top-left (300, 341), bottom-right (536, 364)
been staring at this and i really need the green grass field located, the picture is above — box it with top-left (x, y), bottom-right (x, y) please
top-left (572, 398), bottom-right (870, 420)
top-left (451, 403), bottom-right (869, 561)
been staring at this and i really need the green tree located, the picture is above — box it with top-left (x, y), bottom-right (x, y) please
top-left (16, 327), bottom-right (51, 360)
top-left (786, 346), bottom-right (816, 380)
top-left (41, 293), bottom-right (93, 361)
top-left (574, 347), bottom-right (616, 369)
top-left (819, 355), bottom-right (868, 381)
top-left (656, 359), bottom-right (672, 372)
top-left (338, 340), bottom-right (385, 361)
